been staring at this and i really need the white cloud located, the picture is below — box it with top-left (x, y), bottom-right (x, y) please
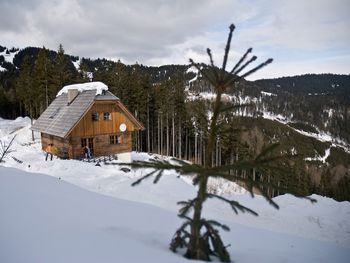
top-left (0, 0), bottom-right (349, 78)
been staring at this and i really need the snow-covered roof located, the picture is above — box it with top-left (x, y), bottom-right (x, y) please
top-left (56, 81), bottom-right (108, 97)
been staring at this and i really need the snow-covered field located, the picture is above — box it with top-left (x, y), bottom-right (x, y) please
top-left (0, 117), bottom-right (350, 263)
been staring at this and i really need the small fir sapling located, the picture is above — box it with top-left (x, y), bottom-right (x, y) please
top-left (128, 24), bottom-right (316, 262)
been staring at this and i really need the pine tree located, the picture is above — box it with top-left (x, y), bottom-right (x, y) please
top-left (32, 47), bottom-right (51, 111)
top-left (16, 56), bottom-right (37, 117)
top-left (78, 58), bottom-right (93, 81)
top-left (52, 44), bottom-right (74, 93)
top-left (128, 24), bottom-right (316, 262)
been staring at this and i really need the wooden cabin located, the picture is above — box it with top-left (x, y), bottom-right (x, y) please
top-left (31, 82), bottom-right (144, 159)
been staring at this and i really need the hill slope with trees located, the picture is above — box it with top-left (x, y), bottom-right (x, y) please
top-left (0, 44), bottom-right (349, 201)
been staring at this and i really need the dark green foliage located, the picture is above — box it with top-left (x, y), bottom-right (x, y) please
top-left (1, 42), bottom-right (349, 146)
top-left (0, 86), bottom-right (13, 117)
top-left (254, 74), bottom-right (350, 144)
top-left (334, 176), bottom-right (350, 201)
top-left (0, 40), bottom-right (349, 201)
top-left (288, 122), bottom-right (318, 134)
top-left (327, 147), bottom-right (350, 167)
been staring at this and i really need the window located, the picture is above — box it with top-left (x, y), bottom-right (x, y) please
top-left (81, 138), bottom-right (87, 148)
top-left (110, 134), bottom-right (123, 144)
top-left (104, 112), bottom-right (111, 120)
top-left (92, 112), bottom-right (99, 121)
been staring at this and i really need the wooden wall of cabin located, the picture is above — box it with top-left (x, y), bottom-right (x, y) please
top-left (69, 101), bottom-right (136, 138)
top-left (67, 101), bottom-right (135, 158)
top-left (69, 133), bottom-right (132, 159)
top-left (41, 133), bottom-right (71, 159)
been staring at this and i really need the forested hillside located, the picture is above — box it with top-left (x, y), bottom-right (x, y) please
top-left (0, 45), bottom-right (349, 201)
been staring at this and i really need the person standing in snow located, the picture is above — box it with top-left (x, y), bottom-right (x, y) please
top-left (84, 145), bottom-right (92, 159)
top-left (45, 143), bottom-right (54, 161)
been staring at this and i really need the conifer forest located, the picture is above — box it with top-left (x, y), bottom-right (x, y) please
top-left (0, 43), bottom-right (349, 202)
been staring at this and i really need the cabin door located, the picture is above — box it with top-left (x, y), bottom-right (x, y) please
top-left (81, 137), bottom-right (94, 156)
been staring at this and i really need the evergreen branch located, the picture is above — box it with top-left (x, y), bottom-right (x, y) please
top-left (123, 159), bottom-right (181, 171)
top-left (212, 160), bottom-right (260, 172)
top-left (215, 172), bottom-right (280, 209)
top-left (192, 174), bottom-right (202, 186)
top-left (240, 58), bottom-right (273, 79)
top-left (229, 47), bottom-right (253, 74)
top-left (200, 218), bottom-right (231, 232)
top-left (212, 170), bottom-right (316, 207)
top-left (131, 170), bottom-right (158, 186)
top-left (207, 193), bottom-right (258, 216)
top-left (222, 24), bottom-right (235, 71)
top-left (170, 221), bottom-right (192, 252)
top-left (189, 60), bottom-right (217, 86)
top-left (208, 166), bottom-right (284, 191)
top-left (170, 158), bottom-right (191, 166)
top-left (232, 55), bottom-right (257, 76)
top-left (177, 198), bottom-right (197, 217)
top-left (176, 220), bottom-right (192, 232)
top-left (203, 68), bottom-right (220, 89)
top-left (178, 214), bottom-right (193, 222)
top-left (153, 170), bottom-right (164, 184)
top-left (200, 219), bottom-right (231, 261)
top-left (207, 48), bottom-right (215, 68)
top-left (244, 181), bottom-right (280, 209)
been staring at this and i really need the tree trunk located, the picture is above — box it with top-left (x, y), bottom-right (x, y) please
top-left (158, 113), bottom-right (161, 154)
top-left (172, 112), bottom-right (175, 157)
top-left (160, 113), bottom-right (163, 156)
top-left (186, 86), bottom-right (224, 260)
top-left (185, 177), bottom-right (209, 261)
top-left (30, 105), bottom-right (35, 142)
top-left (31, 117), bottom-right (35, 142)
top-left (194, 133), bottom-right (198, 164)
top-left (185, 129), bottom-right (188, 160)
top-left (147, 100), bottom-right (150, 153)
top-left (178, 116), bottom-right (182, 159)
top-left (166, 113), bottom-right (169, 156)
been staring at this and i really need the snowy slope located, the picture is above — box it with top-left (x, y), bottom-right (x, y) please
top-left (1, 166), bottom-right (349, 263)
top-left (0, 166), bottom-right (185, 263)
top-left (0, 117), bottom-right (350, 263)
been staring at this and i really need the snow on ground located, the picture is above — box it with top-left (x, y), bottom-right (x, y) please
top-left (261, 91), bottom-right (277, 97)
top-left (56, 81), bottom-right (108, 96)
top-left (72, 59), bottom-right (80, 70)
top-left (305, 147), bottom-right (331, 163)
top-left (1, 117), bottom-right (350, 263)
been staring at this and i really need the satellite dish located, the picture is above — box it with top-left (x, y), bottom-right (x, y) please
top-left (119, 123), bottom-right (127, 132)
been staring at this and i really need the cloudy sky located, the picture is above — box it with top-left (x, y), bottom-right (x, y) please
top-left (1, 0), bottom-right (349, 79)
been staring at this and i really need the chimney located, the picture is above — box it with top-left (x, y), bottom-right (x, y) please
top-left (67, 89), bottom-right (79, 105)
